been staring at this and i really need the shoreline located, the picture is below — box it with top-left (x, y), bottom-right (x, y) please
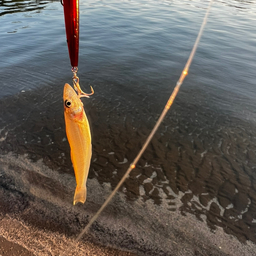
top-left (1, 194), bottom-right (256, 256)
top-left (0, 151), bottom-right (255, 256)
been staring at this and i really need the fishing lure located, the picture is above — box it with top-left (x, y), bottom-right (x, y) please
top-left (62, 0), bottom-right (79, 68)
top-left (63, 83), bottom-right (94, 205)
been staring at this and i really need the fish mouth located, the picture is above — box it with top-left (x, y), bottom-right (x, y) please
top-left (63, 83), bottom-right (77, 101)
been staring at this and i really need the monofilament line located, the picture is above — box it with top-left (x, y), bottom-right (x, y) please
top-left (74, 0), bottom-right (213, 245)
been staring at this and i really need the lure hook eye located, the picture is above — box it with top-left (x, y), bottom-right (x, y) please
top-left (65, 100), bottom-right (72, 108)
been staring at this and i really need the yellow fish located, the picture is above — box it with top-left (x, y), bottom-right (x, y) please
top-left (63, 83), bottom-right (93, 205)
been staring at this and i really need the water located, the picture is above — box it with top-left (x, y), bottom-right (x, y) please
top-left (0, 0), bottom-right (256, 255)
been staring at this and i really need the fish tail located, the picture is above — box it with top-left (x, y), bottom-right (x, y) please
top-left (73, 186), bottom-right (87, 205)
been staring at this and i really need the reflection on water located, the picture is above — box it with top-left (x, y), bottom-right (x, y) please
top-left (220, 0), bottom-right (255, 10)
top-left (0, 0), bottom-right (54, 16)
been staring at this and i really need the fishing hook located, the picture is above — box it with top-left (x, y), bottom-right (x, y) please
top-left (72, 69), bottom-right (94, 98)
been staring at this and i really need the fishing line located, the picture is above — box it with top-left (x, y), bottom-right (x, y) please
top-left (73, 0), bottom-right (213, 247)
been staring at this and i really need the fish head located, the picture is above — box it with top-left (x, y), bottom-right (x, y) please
top-left (63, 83), bottom-right (84, 120)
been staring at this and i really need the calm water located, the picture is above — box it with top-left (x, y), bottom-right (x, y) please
top-left (1, 0), bottom-right (256, 255)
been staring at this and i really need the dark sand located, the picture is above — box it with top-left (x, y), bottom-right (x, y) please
top-left (0, 83), bottom-right (256, 255)
top-left (0, 236), bottom-right (34, 256)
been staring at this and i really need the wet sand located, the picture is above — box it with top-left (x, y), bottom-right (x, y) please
top-left (0, 236), bottom-right (34, 256)
top-left (0, 83), bottom-right (256, 255)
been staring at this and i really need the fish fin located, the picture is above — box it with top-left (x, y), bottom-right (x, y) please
top-left (73, 186), bottom-right (87, 205)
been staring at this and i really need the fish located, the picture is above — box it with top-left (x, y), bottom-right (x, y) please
top-left (63, 83), bottom-right (92, 205)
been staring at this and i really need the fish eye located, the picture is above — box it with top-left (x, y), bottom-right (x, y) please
top-left (65, 100), bottom-right (72, 108)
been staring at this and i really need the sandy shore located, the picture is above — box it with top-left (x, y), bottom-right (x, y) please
top-left (0, 214), bottom-right (137, 256)
top-left (0, 187), bottom-right (256, 256)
